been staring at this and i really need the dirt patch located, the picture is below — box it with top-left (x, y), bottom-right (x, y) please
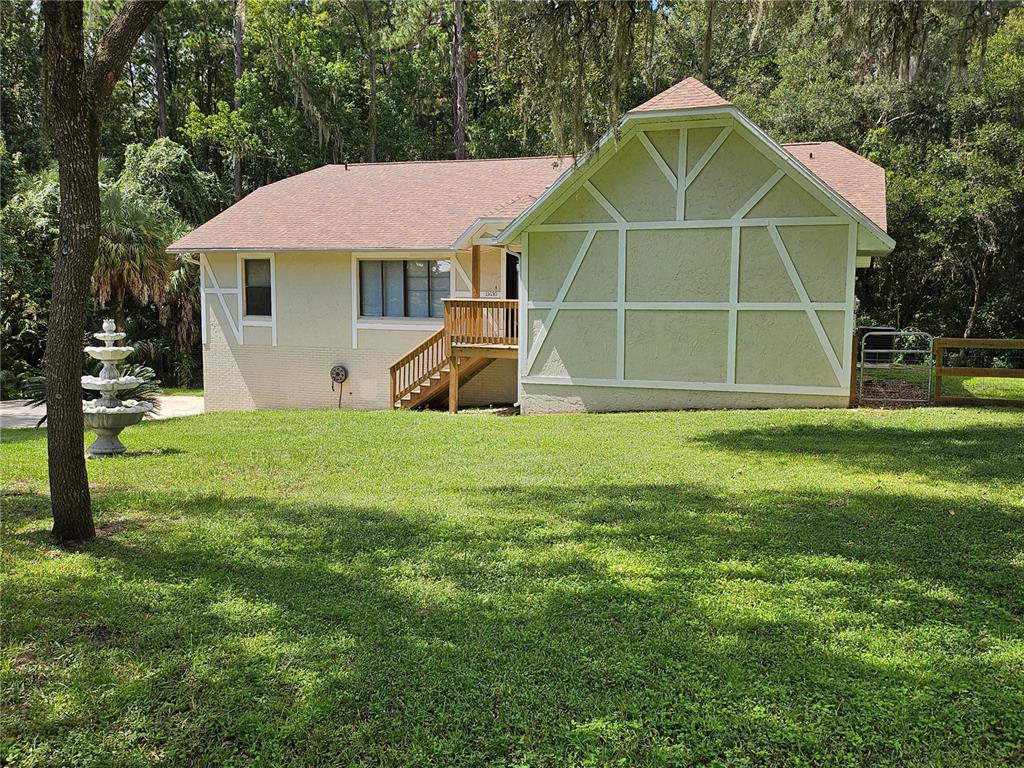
top-left (71, 625), bottom-right (113, 646)
top-left (13, 649), bottom-right (37, 670)
top-left (859, 378), bottom-right (930, 407)
top-left (95, 519), bottom-right (130, 538)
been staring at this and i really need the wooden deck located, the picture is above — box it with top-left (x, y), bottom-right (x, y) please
top-left (389, 298), bottom-right (519, 411)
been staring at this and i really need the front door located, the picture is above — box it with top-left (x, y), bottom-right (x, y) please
top-left (505, 252), bottom-right (519, 300)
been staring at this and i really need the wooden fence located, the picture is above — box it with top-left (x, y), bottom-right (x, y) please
top-left (933, 337), bottom-right (1024, 407)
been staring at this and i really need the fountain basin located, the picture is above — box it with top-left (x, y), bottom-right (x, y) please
top-left (83, 346), bottom-right (134, 361)
top-left (93, 331), bottom-right (126, 344)
top-left (81, 375), bottom-right (145, 392)
top-left (84, 405), bottom-right (152, 457)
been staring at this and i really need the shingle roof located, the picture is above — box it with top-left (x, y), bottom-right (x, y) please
top-left (167, 157), bottom-right (567, 252)
top-left (782, 142), bottom-right (887, 231)
top-left (629, 77), bottom-right (731, 113)
top-left (168, 78), bottom-right (887, 253)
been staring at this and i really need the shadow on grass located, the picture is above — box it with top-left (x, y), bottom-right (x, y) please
top-left (4, 476), bottom-right (1023, 766)
top-left (695, 421), bottom-right (1024, 485)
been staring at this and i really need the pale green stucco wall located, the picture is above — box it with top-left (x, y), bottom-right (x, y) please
top-left (520, 115), bottom-right (862, 413)
top-left (201, 250), bottom-right (515, 411)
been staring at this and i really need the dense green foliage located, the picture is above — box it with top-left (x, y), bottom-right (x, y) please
top-left (2, 407), bottom-right (1022, 765)
top-left (2, 1), bottom-right (1023, 395)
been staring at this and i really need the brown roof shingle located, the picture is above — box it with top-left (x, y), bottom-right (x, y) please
top-left (168, 156), bottom-right (566, 252)
top-left (629, 77), bottom-right (731, 113)
top-left (782, 141), bottom-right (887, 231)
top-left (169, 78), bottom-right (887, 252)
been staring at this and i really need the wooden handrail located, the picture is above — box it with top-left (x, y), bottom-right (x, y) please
top-left (389, 327), bottom-right (447, 407)
top-left (443, 298), bottom-right (518, 350)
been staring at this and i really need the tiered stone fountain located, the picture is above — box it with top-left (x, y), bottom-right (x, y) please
top-left (82, 319), bottom-right (154, 457)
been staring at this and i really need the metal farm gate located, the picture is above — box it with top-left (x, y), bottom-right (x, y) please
top-left (855, 330), bottom-right (934, 407)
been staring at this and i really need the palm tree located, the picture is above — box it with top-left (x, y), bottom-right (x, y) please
top-left (91, 182), bottom-right (187, 333)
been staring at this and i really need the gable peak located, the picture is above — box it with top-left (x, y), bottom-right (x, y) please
top-left (629, 77), bottom-right (731, 114)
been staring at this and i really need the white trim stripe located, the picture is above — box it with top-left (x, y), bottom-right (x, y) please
top-left (637, 131), bottom-right (677, 190)
top-left (733, 169), bottom-right (785, 219)
top-left (768, 225), bottom-right (843, 383)
top-left (683, 127), bottom-right (732, 188)
top-left (583, 181), bottom-right (625, 224)
top-left (676, 128), bottom-right (687, 221)
top-left (525, 229), bottom-right (597, 375)
top-left (727, 226), bottom-right (740, 384)
top-left (201, 258), bottom-right (242, 345)
top-left (527, 216), bottom-right (844, 233)
top-left (522, 375), bottom-right (846, 397)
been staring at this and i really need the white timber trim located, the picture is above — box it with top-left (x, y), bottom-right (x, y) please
top-left (733, 169), bottom-right (785, 219)
top-left (676, 128), bottom-right (687, 220)
top-left (616, 227), bottom-right (626, 380)
top-left (522, 375), bottom-right (847, 397)
top-left (527, 216), bottom-right (844, 233)
top-left (200, 256), bottom-right (242, 345)
top-left (637, 132), bottom-right (677, 190)
top-left (518, 232), bottom-right (529, 404)
top-left (497, 106), bottom-right (894, 254)
top-left (727, 226), bottom-right (740, 384)
top-left (843, 222), bottom-right (857, 384)
top-left (199, 254), bottom-right (208, 345)
top-left (356, 320), bottom-right (443, 331)
top-left (683, 127), bottom-right (732, 188)
top-left (451, 251), bottom-right (473, 297)
top-left (351, 252), bottom-right (359, 349)
top-left (526, 301), bottom-right (847, 311)
top-left (524, 229), bottom-right (596, 375)
top-left (583, 180), bottom-right (625, 224)
top-left (768, 225), bottom-right (843, 384)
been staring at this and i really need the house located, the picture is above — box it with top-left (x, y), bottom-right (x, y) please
top-left (167, 78), bottom-right (894, 414)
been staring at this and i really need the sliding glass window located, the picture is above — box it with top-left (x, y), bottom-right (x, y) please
top-left (359, 259), bottom-right (450, 319)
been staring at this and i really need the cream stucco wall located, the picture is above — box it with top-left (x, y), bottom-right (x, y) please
top-left (519, 114), bottom-right (873, 414)
top-left (201, 250), bottom-right (515, 411)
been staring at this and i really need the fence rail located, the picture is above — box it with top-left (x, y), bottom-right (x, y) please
top-left (933, 337), bottom-right (1024, 407)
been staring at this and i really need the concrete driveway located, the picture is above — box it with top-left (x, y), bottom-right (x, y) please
top-left (0, 395), bottom-right (204, 430)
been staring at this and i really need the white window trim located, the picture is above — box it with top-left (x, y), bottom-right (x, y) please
top-left (237, 252), bottom-right (277, 346)
top-left (350, 253), bottom-right (452, 348)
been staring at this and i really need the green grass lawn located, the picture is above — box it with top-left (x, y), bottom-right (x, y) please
top-left (2, 407), bottom-right (1023, 767)
top-left (943, 375), bottom-right (1024, 401)
top-left (158, 387), bottom-right (204, 397)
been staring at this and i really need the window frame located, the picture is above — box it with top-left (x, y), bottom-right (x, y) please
top-left (356, 256), bottom-right (452, 322)
top-left (235, 252), bottom-right (277, 346)
top-left (242, 256), bottom-right (274, 319)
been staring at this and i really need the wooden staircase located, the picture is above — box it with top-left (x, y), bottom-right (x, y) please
top-left (389, 328), bottom-right (493, 409)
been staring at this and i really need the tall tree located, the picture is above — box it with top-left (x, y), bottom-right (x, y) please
top-left (232, 0), bottom-right (245, 199)
top-left (147, 18), bottom-right (169, 138)
top-left (702, 0), bottom-right (715, 83)
top-left (41, 0), bottom-right (166, 543)
top-left (451, 0), bottom-right (467, 159)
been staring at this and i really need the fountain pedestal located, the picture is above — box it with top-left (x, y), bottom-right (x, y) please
top-left (82, 319), bottom-right (154, 457)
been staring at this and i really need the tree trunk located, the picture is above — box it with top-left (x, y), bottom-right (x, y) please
top-left (366, 3), bottom-right (377, 164)
top-left (450, 0), bottom-right (467, 160)
top-left (702, 1), bottom-right (715, 83)
top-left (42, 0), bottom-right (166, 543)
top-left (112, 283), bottom-right (127, 335)
top-left (232, 0), bottom-right (244, 201)
top-left (148, 20), bottom-right (168, 138)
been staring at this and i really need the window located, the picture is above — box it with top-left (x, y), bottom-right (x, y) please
top-left (243, 258), bottom-right (272, 317)
top-left (359, 259), bottom-right (450, 319)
